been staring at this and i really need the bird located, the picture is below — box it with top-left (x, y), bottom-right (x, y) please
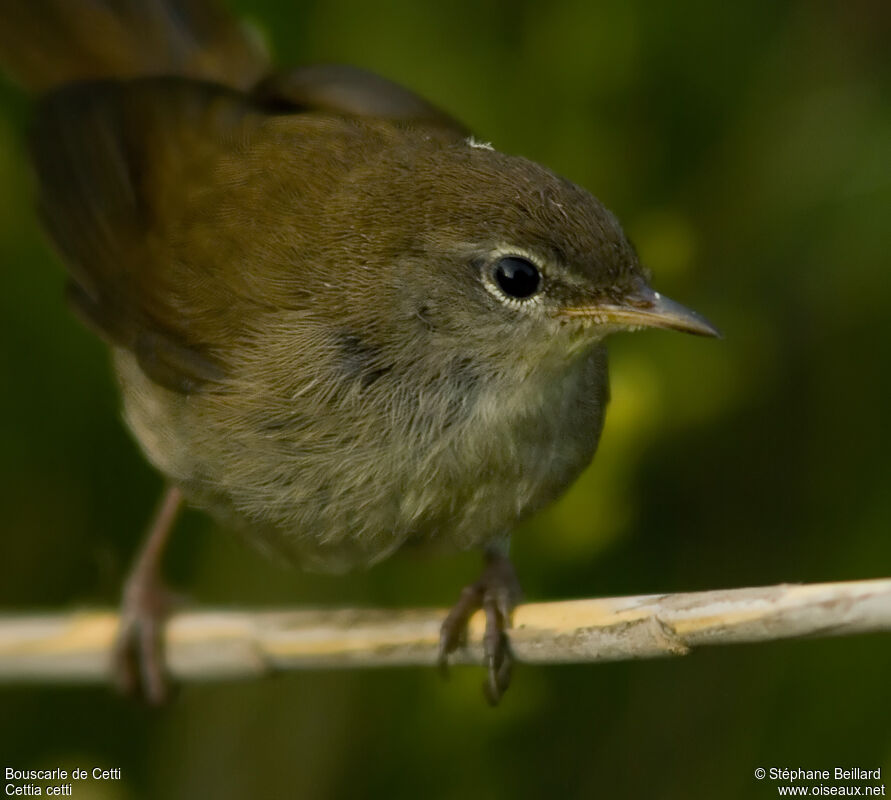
top-left (0, 0), bottom-right (718, 704)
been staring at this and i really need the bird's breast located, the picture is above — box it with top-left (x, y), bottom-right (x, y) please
top-left (115, 336), bottom-right (609, 572)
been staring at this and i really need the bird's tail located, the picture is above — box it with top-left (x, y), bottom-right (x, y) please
top-left (0, 0), bottom-right (269, 92)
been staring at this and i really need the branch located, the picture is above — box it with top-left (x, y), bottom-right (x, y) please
top-left (0, 578), bottom-right (888, 684)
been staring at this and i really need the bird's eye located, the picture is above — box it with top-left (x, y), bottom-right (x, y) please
top-left (492, 256), bottom-right (541, 300)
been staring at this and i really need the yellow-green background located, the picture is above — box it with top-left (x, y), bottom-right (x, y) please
top-left (1, 0), bottom-right (889, 797)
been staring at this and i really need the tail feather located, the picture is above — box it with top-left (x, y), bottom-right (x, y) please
top-left (0, 0), bottom-right (269, 91)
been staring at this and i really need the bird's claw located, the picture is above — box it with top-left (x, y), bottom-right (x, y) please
top-left (112, 576), bottom-right (177, 705)
top-left (438, 549), bottom-right (522, 705)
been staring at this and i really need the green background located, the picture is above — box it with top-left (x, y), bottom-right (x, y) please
top-left (1, 0), bottom-right (889, 797)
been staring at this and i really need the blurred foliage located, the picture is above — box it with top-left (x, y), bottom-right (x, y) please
top-left (1, 0), bottom-right (889, 798)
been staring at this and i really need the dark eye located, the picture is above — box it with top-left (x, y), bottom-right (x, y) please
top-left (493, 256), bottom-right (541, 299)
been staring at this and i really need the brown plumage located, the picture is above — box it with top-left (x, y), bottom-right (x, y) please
top-left (1, 0), bottom-right (717, 703)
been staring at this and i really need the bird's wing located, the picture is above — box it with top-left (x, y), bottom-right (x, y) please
top-left (29, 68), bottom-right (467, 395)
top-left (29, 77), bottom-right (270, 393)
top-left (253, 64), bottom-right (470, 139)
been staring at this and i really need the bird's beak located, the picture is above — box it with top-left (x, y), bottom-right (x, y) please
top-left (559, 284), bottom-right (720, 337)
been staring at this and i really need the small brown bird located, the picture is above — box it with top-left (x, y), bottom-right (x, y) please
top-left (0, 0), bottom-right (718, 704)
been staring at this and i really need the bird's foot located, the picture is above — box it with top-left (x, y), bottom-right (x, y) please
top-left (438, 548), bottom-right (522, 705)
top-left (112, 570), bottom-right (179, 705)
top-left (111, 486), bottom-right (184, 704)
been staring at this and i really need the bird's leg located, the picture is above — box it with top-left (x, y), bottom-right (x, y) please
top-left (112, 485), bottom-right (183, 704)
top-left (438, 542), bottom-right (523, 705)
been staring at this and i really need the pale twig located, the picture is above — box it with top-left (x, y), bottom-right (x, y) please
top-left (0, 578), bottom-right (888, 684)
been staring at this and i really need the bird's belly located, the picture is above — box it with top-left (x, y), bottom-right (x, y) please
top-left (114, 345), bottom-right (608, 573)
